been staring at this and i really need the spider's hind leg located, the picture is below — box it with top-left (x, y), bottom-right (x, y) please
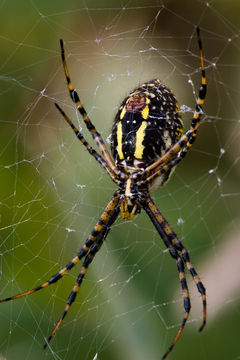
top-left (143, 27), bottom-right (206, 181)
top-left (59, 39), bottom-right (118, 177)
top-left (55, 103), bottom-right (120, 185)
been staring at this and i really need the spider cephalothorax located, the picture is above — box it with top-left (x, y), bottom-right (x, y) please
top-left (0, 28), bottom-right (207, 360)
top-left (118, 176), bottom-right (144, 220)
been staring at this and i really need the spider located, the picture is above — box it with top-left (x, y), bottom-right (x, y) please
top-left (1, 27), bottom-right (206, 359)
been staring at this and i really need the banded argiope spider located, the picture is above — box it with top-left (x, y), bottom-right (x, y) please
top-left (1, 27), bottom-right (207, 359)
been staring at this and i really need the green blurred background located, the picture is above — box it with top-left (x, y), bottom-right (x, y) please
top-left (1, 1), bottom-right (240, 359)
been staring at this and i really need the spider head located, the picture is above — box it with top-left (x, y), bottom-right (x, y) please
top-left (119, 178), bottom-right (142, 220)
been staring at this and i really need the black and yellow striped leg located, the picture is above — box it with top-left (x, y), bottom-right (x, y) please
top-left (144, 131), bottom-right (194, 187)
top-left (145, 79), bottom-right (206, 186)
top-left (171, 238), bottom-right (207, 332)
top-left (142, 131), bottom-right (193, 183)
top-left (144, 196), bottom-right (206, 334)
top-left (0, 192), bottom-right (120, 304)
top-left (142, 197), bottom-right (191, 359)
top-left (145, 130), bottom-right (198, 188)
top-left (152, 209), bottom-right (207, 332)
top-left (59, 39), bottom-right (120, 179)
top-left (43, 198), bottom-right (120, 349)
top-left (55, 103), bottom-right (120, 185)
top-left (162, 255), bottom-right (190, 360)
top-left (143, 26), bottom-right (206, 179)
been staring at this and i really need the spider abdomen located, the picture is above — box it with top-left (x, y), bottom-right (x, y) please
top-left (111, 79), bottom-right (183, 168)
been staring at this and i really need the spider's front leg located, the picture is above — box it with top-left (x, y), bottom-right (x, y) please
top-left (43, 194), bottom-right (120, 349)
top-left (147, 197), bottom-right (206, 332)
top-left (142, 196), bottom-right (206, 359)
top-left (0, 193), bottom-right (120, 314)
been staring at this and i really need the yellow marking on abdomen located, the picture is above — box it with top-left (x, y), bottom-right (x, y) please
top-left (116, 122), bottom-right (124, 159)
top-left (141, 105), bottom-right (149, 119)
top-left (120, 106), bottom-right (126, 119)
top-left (134, 120), bottom-right (147, 159)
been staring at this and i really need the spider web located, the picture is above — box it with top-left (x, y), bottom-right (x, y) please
top-left (1, 1), bottom-right (240, 359)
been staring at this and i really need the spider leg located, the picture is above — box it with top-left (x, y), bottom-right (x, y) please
top-left (141, 196), bottom-right (191, 359)
top-left (55, 103), bottom-right (120, 185)
top-left (142, 26), bottom-right (206, 179)
top-left (60, 39), bottom-right (120, 179)
top-left (43, 197), bottom-right (120, 349)
top-left (0, 192), bottom-right (120, 304)
top-left (143, 196), bottom-right (206, 332)
top-left (143, 136), bottom-right (197, 188)
top-left (171, 237), bottom-right (207, 332)
top-left (143, 119), bottom-right (202, 188)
